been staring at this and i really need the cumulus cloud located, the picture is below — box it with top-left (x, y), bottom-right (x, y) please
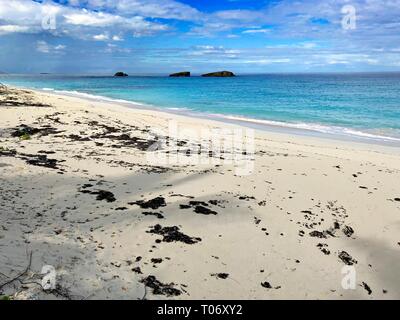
top-left (0, 25), bottom-right (33, 35)
top-left (73, 0), bottom-right (204, 21)
top-left (93, 33), bottom-right (109, 41)
top-left (0, 0), bottom-right (169, 39)
top-left (1, 0), bottom-right (400, 72)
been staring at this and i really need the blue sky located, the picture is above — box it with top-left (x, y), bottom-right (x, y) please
top-left (0, 0), bottom-right (399, 74)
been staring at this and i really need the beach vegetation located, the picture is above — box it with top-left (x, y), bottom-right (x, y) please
top-left (0, 295), bottom-right (11, 300)
top-left (19, 133), bottom-right (31, 140)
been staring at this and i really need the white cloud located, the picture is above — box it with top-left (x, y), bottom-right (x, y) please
top-left (36, 40), bottom-right (66, 53)
top-left (214, 10), bottom-right (267, 23)
top-left (112, 35), bottom-right (123, 41)
top-left (0, 0), bottom-right (169, 39)
top-left (244, 59), bottom-right (291, 64)
top-left (93, 33), bottom-right (109, 41)
top-left (75, 0), bottom-right (203, 21)
top-left (54, 45), bottom-right (66, 50)
top-left (0, 25), bottom-right (33, 34)
top-left (36, 40), bottom-right (50, 53)
top-left (242, 29), bottom-right (270, 34)
top-left (103, 43), bottom-right (131, 54)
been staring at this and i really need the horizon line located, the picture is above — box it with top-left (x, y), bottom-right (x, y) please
top-left (2, 71), bottom-right (400, 77)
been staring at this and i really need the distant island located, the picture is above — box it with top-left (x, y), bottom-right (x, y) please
top-left (202, 71), bottom-right (235, 77)
top-left (169, 71), bottom-right (190, 77)
top-left (112, 71), bottom-right (236, 77)
top-left (114, 72), bottom-right (128, 77)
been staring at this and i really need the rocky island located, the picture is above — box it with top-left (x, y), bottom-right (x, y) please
top-left (114, 72), bottom-right (128, 77)
top-left (202, 71), bottom-right (235, 77)
top-left (169, 71), bottom-right (191, 77)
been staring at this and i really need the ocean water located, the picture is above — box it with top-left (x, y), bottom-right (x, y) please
top-left (1, 73), bottom-right (400, 144)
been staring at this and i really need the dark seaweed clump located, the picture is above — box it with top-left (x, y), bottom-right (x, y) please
top-left (147, 224), bottom-right (201, 244)
top-left (79, 188), bottom-right (116, 202)
top-left (129, 197), bottom-right (166, 209)
top-left (338, 251), bottom-right (357, 265)
top-left (141, 275), bottom-right (181, 297)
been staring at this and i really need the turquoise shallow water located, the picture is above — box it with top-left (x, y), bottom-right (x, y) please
top-left (1, 73), bottom-right (400, 143)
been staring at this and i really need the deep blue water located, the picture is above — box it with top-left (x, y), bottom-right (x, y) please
top-left (1, 73), bottom-right (400, 142)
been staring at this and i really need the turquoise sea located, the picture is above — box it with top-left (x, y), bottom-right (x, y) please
top-left (1, 73), bottom-right (400, 144)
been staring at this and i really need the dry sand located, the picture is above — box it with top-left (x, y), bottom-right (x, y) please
top-left (0, 86), bottom-right (399, 300)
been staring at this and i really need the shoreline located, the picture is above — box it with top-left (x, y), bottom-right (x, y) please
top-left (1, 85), bottom-right (400, 300)
top-left (31, 87), bottom-right (400, 159)
top-left (7, 84), bottom-right (400, 149)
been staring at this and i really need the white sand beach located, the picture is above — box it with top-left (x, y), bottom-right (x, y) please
top-left (1, 86), bottom-right (399, 300)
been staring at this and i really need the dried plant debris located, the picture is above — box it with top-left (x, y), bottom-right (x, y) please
top-left (90, 129), bottom-right (159, 151)
top-left (20, 153), bottom-right (64, 170)
top-left (0, 147), bottom-right (64, 170)
top-left (94, 190), bottom-right (116, 202)
top-left (194, 206), bottom-right (217, 215)
top-left (79, 188), bottom-right (116, 202)
top-left (11, 124), bottom-right (62, 138)
top-left (317, 243), bottom-right (331, 255)
top-left (0, 148), bottom-right (17, 157)
top-left (342, 225), bottom-right (354, 237)
top-left (147, 224), bottom-right (201, 244)
top-left (132, 267), bottom-right (143, 274)
top-left (211, 273), bottom-right (229, 279)
top-left (309, 231), bottom-right (328, 239)
top-left (0, 88), bottom-right (52, 107)
top-left (129, 197), bottom-right (166, 209)
top-left (142, 212), bottom-right (164, 219)
top-left (261, 281), bottom-right (272, 289)
top-left (261, 281), bottom-right (281, 290)
top-left (338, 251), bottom-right (357, 265)
top-left (151, 258), bottom-right (163, 264)
top-left (179, 200), bottom-right (218, 215)
top-left (362, 282), bottom-right (372, 295)
top-left (141, 275), bottom-right (182, 297)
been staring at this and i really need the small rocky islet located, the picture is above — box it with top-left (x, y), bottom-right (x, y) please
top-left (115, 71), bottom-right (236, 78)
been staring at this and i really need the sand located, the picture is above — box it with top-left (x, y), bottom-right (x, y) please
top-left (0, 86), bottom-right (399, 300)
